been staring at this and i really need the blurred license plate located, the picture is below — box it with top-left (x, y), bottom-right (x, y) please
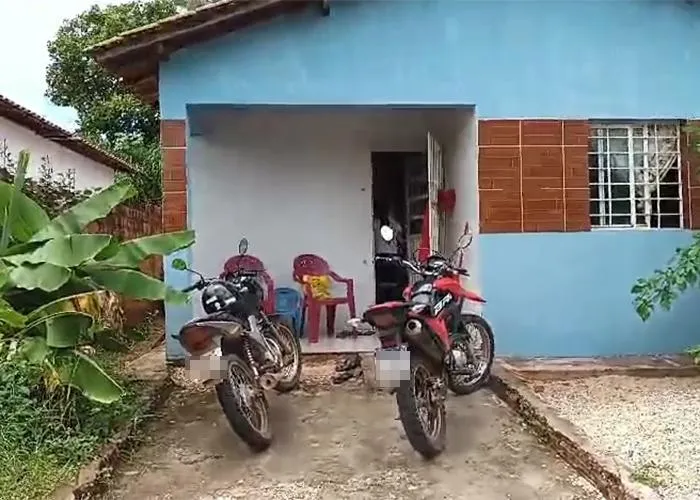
top-left (186, 347), bottom-right (227, 381)
top-left (375, 348), bottom-right (410, 388)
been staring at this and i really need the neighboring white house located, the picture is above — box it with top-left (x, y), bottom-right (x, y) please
top-left (0, 94), bottom-right (133, 190)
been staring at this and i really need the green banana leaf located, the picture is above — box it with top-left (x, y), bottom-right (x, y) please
top-left (29, 182), bottom-right (136, 242)
top-left (20, 336), bottom-right (49, 364)
top-left (43, 312), bottom-right (94, 348)
top-left (26, 290), bottom-right (122, 333)
top-left (0, 297), bottom-right (26, 328)
top-left (0, 240), bottom-right (45, 258)
top-left (57, 350), bottom-right (124, 404)
top-left (0, 260), bottom-right (9, 291)
top-left (28, 291), bottom-right (103, 321)
top-left (0, 183), bottom-right (50, 245)
top-left (84, 266), bottom-right (188, 303)
top-left (4, 234), bottom-right (112, 267)
top-left (0, 150), bottom-right (30, 250)
top-left (9, 263), bottom-right (72, 291)
top-left (18, 310), bottom-right (92, 343)
top-left (99, 230), bottom-right (195, 268)
top-left (2, 277), bottom-right (97, 314)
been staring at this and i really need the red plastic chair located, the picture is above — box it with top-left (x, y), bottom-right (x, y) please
top-left (293, 254), bottom-right (356, 343)
top-left (221, 254), bottom-right (275, 314)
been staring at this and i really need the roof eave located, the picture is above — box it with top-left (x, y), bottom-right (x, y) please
top-left (89, 0), bottom-right (318, 106)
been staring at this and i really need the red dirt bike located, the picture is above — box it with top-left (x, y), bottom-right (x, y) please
top-left (358, 223), bottom-right (495, 459)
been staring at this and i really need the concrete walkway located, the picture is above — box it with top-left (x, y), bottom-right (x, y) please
top-left (105, 386), bottom-right (601, 500)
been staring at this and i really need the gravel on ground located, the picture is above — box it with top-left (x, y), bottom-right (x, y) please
top-left (532, 375), bottom-right (700, 500)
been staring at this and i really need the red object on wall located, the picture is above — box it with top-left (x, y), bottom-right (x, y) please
top-left (437, 189), bottom-right (456, 213)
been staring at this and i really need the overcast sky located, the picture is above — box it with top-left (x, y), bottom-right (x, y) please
top-left (0, 0), bottom-right (127, 130)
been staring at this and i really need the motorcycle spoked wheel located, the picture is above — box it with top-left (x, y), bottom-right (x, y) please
top-left (265, 318), bottom-right (302, 393)
top-left (447, 313), bottom-right (495, 396)
top-left (215, 354), bottom-right (272, 452)
top-left (395, 351), bottom-right (446, 459)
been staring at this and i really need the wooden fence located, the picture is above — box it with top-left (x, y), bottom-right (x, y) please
top-left (87, 203), bottom-right (164, 327)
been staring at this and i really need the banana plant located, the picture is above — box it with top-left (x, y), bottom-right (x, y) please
top-left (0, 150), bottom-right (195, 403)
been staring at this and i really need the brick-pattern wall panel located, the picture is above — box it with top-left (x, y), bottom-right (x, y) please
top-left (86, 203), bottom-right (164, 327)
top-left (563, 121), bottom-right (591, 231)
top-left (681, 120), bottom-right (700, 229)
top-left (161, 120), bottom-right (187, 232)
top-left (521, 120), bottom-right (564, 232)
top-left (478, 120), bottom-right (522, 233)
top-left (86, 203), bottom-right (163, 278)
top-left (478, 119), bottom-right (590, 233)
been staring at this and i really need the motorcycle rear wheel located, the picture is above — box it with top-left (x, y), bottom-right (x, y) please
top-left (215, 354), bottom-right (272, 452)
top-left (268, 318), bottom-right (302, 393)
top-left (395, 350), bottom-right (446, 459)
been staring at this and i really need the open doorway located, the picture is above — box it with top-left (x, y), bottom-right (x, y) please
top-left (371, 151), bottom-right (428, 304)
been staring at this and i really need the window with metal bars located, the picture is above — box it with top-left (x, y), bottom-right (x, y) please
top-left (588, 123), bottom-right (683, 229)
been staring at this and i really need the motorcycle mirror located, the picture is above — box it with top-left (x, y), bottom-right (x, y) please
top-left (380, 225), bottom-right (394, 242)
top-left (171, 258), bottom-right (188, 271)
top-left (457, 221), bottom-right (473, 249)
top-left (457, 233), bottom-right (473, 250)
top-left (238, 238), bottom-right (249, 255)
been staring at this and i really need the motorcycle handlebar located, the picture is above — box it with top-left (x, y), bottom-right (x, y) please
top-left (182, 280), bottom-right (203, 293)
top-left (375, 255), bottom-right (470, 277)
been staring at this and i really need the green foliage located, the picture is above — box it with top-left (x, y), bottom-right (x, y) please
top-left (112, 135), bottom-right (163, 203)
top-left (45, 1), bottom-right (180, 143)
top-left (0, 353), bottom-right (144, 500)
top-left (631, 124), bottom-right (700, 362)
top-left (0, 150), bottom-right (195, 403)
top-left (45, 0), bottom-right (187, 203)
top-left (631, 233), bottom-right (700, 322)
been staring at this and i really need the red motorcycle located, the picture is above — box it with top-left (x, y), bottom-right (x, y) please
top-left (360, 223), bottom-right (495, 459)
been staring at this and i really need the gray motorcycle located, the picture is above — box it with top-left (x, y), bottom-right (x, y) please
top-left (172, 238), bottom-right (302, 451)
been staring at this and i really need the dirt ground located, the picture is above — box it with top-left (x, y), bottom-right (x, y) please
top-left (105, 384), bottom-right (601, 500)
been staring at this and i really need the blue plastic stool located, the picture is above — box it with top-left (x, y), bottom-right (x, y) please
top-left (274, 287), bottom-right (303, 336)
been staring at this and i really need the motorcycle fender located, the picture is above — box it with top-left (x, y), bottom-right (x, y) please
top-left (463, 290), bottom-right (486, 303)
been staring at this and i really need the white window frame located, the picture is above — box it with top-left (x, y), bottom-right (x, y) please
top-left (589, 122), bottom-right (684, 230)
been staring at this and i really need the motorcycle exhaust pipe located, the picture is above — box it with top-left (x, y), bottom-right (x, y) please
top-left (259, 372), bottom-right (280, 391)
top-left (404, 319), bottom-right (445, 365)
top-left (406, 319), bottom-right (422, 335)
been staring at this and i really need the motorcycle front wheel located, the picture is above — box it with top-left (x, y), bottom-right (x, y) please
top-left (395, 350), bottom-right (446, 459)
top-left (448, 313), bottom-right (495, 396)
top-left (215, 354), bottom-right (272, 452)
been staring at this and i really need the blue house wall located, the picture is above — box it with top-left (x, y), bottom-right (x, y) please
top-left (160, 0), bottom-right (700, 359)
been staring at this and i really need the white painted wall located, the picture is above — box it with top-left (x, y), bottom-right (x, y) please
top-left (0, 116), bottom-right (116, 190)
top-left (187, 107), bottom-right (476, 329)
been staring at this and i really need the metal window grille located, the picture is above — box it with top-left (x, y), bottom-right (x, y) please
top-left (589, 123), bottom-right (683, 229)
